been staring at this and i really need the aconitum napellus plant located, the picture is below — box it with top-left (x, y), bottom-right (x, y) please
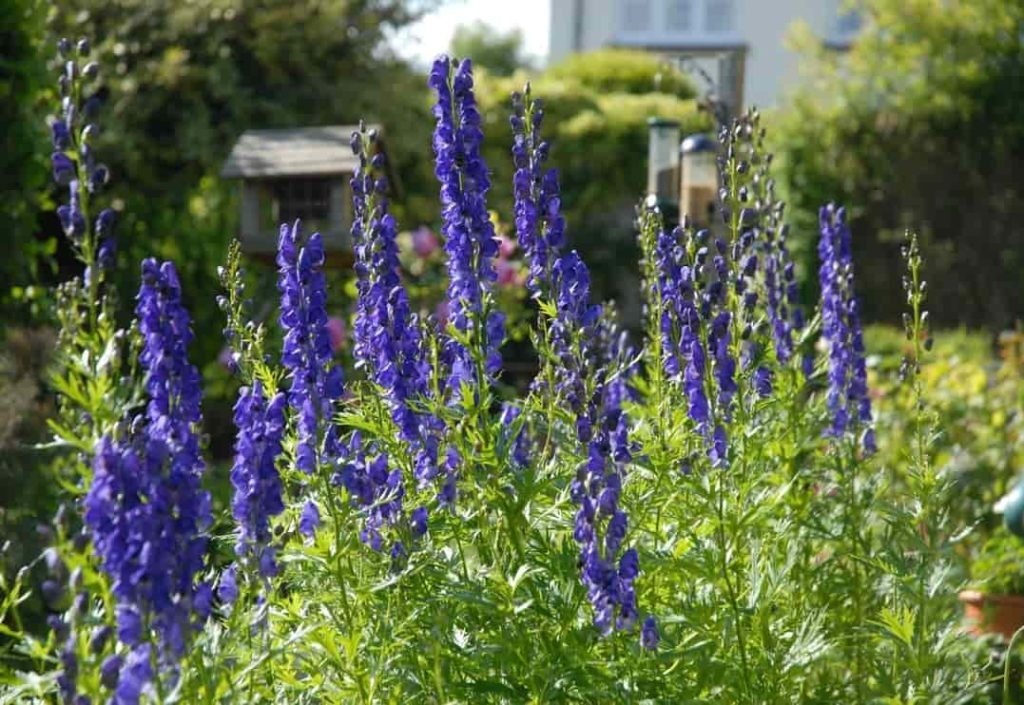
top-left (3, 36), bottom-right (977, 705)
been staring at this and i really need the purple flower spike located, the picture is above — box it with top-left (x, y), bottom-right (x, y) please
top-left (277, 220), bottom-right (345, 477)
top-left (818, 204), bottom-right (874, 453)
top-left (85, 259), bottom-right (210, 694)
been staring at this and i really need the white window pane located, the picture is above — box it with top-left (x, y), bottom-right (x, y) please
top-left (705, 0), bottom-right (734, 32)
top-left (622, 0), bottom-right (652, 32)
top-left (836, 8), bottom-right (862, 35)
top-left (666, 0), bottom-right (693, 31)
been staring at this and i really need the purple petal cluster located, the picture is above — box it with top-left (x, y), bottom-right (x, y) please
top-left (229, 382), bottom-right (287, 582)
top-left (549, 251), bottom-right (644, 636)
top-left (818, 204), bottom-right (875, 453)
top-left (349, 128), bottom-right (446, 543)
top-left (85, 260), bottom-right (211, 697)
top-left (571, 375), bottom-right (640, 635)
top-left (429, 56), bottom-right (505, 390)
top-left (350, 129), bottom-right (432, 448)
top-left (511, 85), bottom-right (565, 298)
top-left (277, 220), bottom-right (345, 479)
top-left (334, 433), bottom-right (408, 552)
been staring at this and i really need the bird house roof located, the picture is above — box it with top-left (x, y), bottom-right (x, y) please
top-left (221, 125), bottom-right (381, 178)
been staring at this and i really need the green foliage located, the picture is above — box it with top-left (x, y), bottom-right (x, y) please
top-left (971, 527), bottom-right (1024, 596)
top-left (544, 48), bottom-right (696, 98)
top-left (0, 0), bottom-right (49, 321)
top-left (450, 21), bottom-right (531, 76)
top-left (35, 0), bottom-right (445, 369)
top-left (774, 0), bottom-right (1024, 328)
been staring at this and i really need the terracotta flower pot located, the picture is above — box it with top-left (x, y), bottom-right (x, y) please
top-left (959, 590), bottom-right (1024, 640)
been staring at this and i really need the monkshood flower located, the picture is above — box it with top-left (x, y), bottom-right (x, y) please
top-left (572, 375), bottom-right (641, 635)
top-left (85, 260), bottom-right (211, 696)
top-left (277, 220), bottom-right (345, 482)
top-left (50, 37), bottom-right (115, 274)
top-left (511, 84), bottom-right (565, 297)
top-left (640, 615), bottom-right (659, 650)
top-left (818, 204), bottom-right (875, 453)
top-left (429, 55), bottom-right (505, 390)
top-left (350, 128), bottom-right (429, 444)
top-left (500, 402), bottom-right (530, 469)
top-left (229, 382), bottom-right (287, 582)
top-left (334, 433), bottom-right (407, 551)
top-left (551, 251), bottom-right (642, 635)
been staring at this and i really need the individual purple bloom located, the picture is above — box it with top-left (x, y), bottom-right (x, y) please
top-left (52, 152), bottom-right (75, 185)
top-left (411, 506), bottom-right (429, 537)
top-left (709, 424), bottom-right (728, 467)
top-left (114, 645), bottom-right (153, 705)
top-left (229, 383), bottom-right (286, 579)
top-left (429, 55), bottom-right (504, 391)
top-left (277, 221), bottom-right (345, 476)
top-left (99, 653), bottom-right (122, 690)
top-left (818, 204), bottom-right (874, 452)
top-left (299, 501), bottom-right (321, 538)
top-left (217, 565), bottom-right (239, 605)
top-left (52, 119), bottom-right (71, 150)
top-left (85, 259), bottom-right (210, 689)
top-left (754, 366), bottom-right (773, 397)
top-left (511, 86), bottom-right (565, 297)
top-left (57, 181), bottom-right (86, 240)
top-left (640, 615), bottom-right (659, 650)
top-left (500, 402), bottom-right (530, 468)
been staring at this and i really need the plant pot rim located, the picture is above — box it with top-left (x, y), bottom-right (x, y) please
top-left (959, 590), bottom-right (1024, 607)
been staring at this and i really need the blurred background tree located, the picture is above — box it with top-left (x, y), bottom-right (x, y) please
top-left (17, 0), bottom-right (446, 363)
top-left (774, 0), bottom-right (1024, 329)
top-left (450, 20), bottom-right (533, 76)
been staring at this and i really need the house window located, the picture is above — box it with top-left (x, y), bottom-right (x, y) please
top-left (666, 0), bottom-right (693, 32)
top-left (621, 0), bottom-right (652, 32)
top-left (704, 0), bottom-right (735, 32)
top-left (264, 177), bottom-right (333, 232)
top-left (836, 7), bottom-right (862, 36)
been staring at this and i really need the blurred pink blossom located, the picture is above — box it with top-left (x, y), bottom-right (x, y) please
top-left (434, 300), bottom-right (449, 327)
top-left (496, 258), bottom-right (520, 288)
top-left (327, 316), bottom-right (346, 354)
top-left (498, 234), bottom-right (517, 259)
top-left (412, 227), bottom-right (439, 258)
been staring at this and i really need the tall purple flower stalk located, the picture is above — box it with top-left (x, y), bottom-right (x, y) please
top-left (818, 204), bottom-right (875, 453)
top-left (645, 213), bottom-right (736, 466)
top-left (277, 221), bottom-right (345, 477)
top-left (550, 253), bottom-right (645, 637)
top-left (344, 127), bottom-right (439, 548)
top-left (50, 37), bottom-right (115, 280)
top-left (511, 84), bottom-right (565, 298)
top-left (229, 382), bottom-right (287, 583)
top-left (350, 129), bottom-right (430, 447)
top-left (429, 55), bottom-right (505, 391)
top-left (85, 260), bottom-right (212, 698)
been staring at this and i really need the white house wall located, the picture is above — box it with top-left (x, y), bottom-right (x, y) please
top-left (549, 0), bottom-right (844, 109)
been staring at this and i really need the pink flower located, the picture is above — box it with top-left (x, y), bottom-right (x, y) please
top-left (327, 316), bottom-right (346, 354)
top-left (412, 227), bottom-right (439, 258)
top-left (498, 234), bottom-right (516, 259)
top-left (496, 258), bottom-right (519, 288)
top-left (434, 300), bottom-right (449, 327)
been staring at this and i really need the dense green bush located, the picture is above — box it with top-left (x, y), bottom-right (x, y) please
top-left (774, 0), bottom-right (1024, 329)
